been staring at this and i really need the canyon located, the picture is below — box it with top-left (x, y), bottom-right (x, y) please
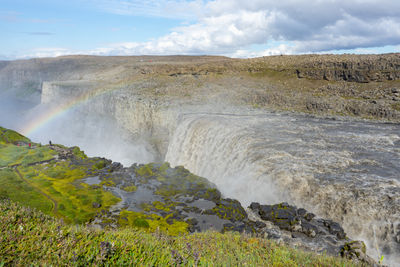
top-left (1, 54), bottom-right (399, 265)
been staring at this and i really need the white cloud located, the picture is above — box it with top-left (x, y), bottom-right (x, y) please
top-left (230, 44), bottom-right (295, 58)
top-left (90, 0), bottom-right (206, 19)
top-left (103, 0), bottom-right (400, 56)
top-left (13, 0), bottom-right (400, 58)
top-left (20, 48), bottom-right (78, 58)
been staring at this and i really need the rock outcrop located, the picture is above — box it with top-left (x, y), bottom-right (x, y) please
top-left (248, 202), bottom-right (378, 266)
top-left (293, 54), bottom-right (400, 82)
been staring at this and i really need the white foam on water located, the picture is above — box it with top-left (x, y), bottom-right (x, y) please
top-left (165, 112), bottom-right (400, 266)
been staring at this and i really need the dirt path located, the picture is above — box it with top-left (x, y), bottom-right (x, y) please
top-left (13, 167), bottom-right (59, 214)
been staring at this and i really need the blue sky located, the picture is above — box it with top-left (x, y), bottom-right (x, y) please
top-left (1, 0), bottom-right (399, 59)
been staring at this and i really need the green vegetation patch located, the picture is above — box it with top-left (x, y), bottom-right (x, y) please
top-left (118, 209), bottom-right (188, 236)
top-left (19, 161), bottom-right (120, 224)
top-left (0, 144), bottom-right (56, 167)
top-left (0, 199), bottom-right (359, 266)
top-left (71, 146), bottom-right (87, 159)
top-left (142, 164), bottom-right (217, 200)
top-left (100, 179), bottom-right (116, 187)
top-left (0, 126), bottom-right (31, 144)
top-left (205, 199), bottom-right (247, 222)
top-left (0, 128), bottom-right (120, 224)
top-left (0, 169), bottom-right (53, 214)
top-left (122, 185), bottom-right (137, 192)
top-left (135, 163), bottom-right (156, 177)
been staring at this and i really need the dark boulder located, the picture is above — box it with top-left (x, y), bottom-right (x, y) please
top-left (92, 202), bottom-right (101, 208)
top-left (301, 221), bottom-right (318, 238)
top-left (340, 241), bottom-right (377, 266)
top-left (297, 208), bottom-right (307, 217)
top-left (323, 220), bottom-right (346, 240)
top-left (304, 212), bottom-right (315, 221)
top-left (249, 202), bottom-right (260, 211)
top-left (248, 202), bottom-right (378, 264)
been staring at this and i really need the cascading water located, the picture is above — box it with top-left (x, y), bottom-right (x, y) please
top-left (165, 111), bottom-right (400, 265)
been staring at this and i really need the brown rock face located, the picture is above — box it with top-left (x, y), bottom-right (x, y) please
top-left (294, 54), bottom-right (400, 82)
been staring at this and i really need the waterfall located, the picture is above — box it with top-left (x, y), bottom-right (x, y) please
top-left (165, 112), bottom-right (400, 264)
top-left (165, 114), bottom-right (287, 204)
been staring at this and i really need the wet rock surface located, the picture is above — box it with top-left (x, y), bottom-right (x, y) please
top-left (83, 161), bottom-right (249, 234)
top-left (67, 152), bottom-right (378, 265)
top-left (340, 241), bottom-right (379, 266)
top-left (248, 202), bottom-right (378, 266)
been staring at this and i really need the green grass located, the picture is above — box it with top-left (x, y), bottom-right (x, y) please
top-left (19, 160), bottom-right (120, 224)
top-left (118, 209), bottom-right (188, 236)
top-left (0, 199), bottom-right (359, 266)
top-left (0, 126), bottom-right (30, 144)
top-left (0, 144), bottom-right (56, 167)
top-left (0, 169), bottom-right (53, 214)
top-left (122, 185), bottom-right (137, 192)
top-left (0, 127), bottom-right (120, 224)
top-left (71, 146), bottom-right (88, 159)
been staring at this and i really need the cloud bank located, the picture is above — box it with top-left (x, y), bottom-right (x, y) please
top-left (16, 0), bottom-right (400, 58)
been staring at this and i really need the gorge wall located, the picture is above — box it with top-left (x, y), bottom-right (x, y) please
top-left (1, 54), bottom-right (400, 122)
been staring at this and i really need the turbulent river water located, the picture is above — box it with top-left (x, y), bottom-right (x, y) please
top-left (164, 111), bottom-right (400, 265)
top-left (16, 103), bottom-right (400, 265)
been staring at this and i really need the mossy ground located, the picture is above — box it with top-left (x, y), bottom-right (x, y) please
top-left (0, 199), bottom-right (359, 266)
top-left (118, 209), bottom-right (188, 236)
top-left (0, 168), bottom-right (53, 213)
top-left (0, 126), bottom-right (30, 144)
top-left (0, 127), bottom-right (120, 224)
top-left (19, 161), bottom-right (120, 224)
top-left (0, 144), bottom-right (55, 167)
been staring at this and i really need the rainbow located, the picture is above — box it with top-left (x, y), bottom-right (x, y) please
top-left (21, 85), bottom-right (118, 137)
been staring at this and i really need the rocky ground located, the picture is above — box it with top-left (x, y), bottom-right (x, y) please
top-left (51, 144), bottom-right (380, 266)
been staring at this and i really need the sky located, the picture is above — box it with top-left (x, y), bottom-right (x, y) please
top-left (0, 0), bottom-right (399, 59)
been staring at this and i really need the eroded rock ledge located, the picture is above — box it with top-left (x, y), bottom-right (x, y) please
top-left (248, 202), bottom-right (378, 266)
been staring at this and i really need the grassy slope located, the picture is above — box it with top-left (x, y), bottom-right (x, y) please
top-left (0, 199), bottom-right (358, 266)
top-left (0, 127), bottom-right (120, 224)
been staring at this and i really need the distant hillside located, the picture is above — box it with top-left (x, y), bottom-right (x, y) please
top-left (1, 54), bottom-right (400, 121)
